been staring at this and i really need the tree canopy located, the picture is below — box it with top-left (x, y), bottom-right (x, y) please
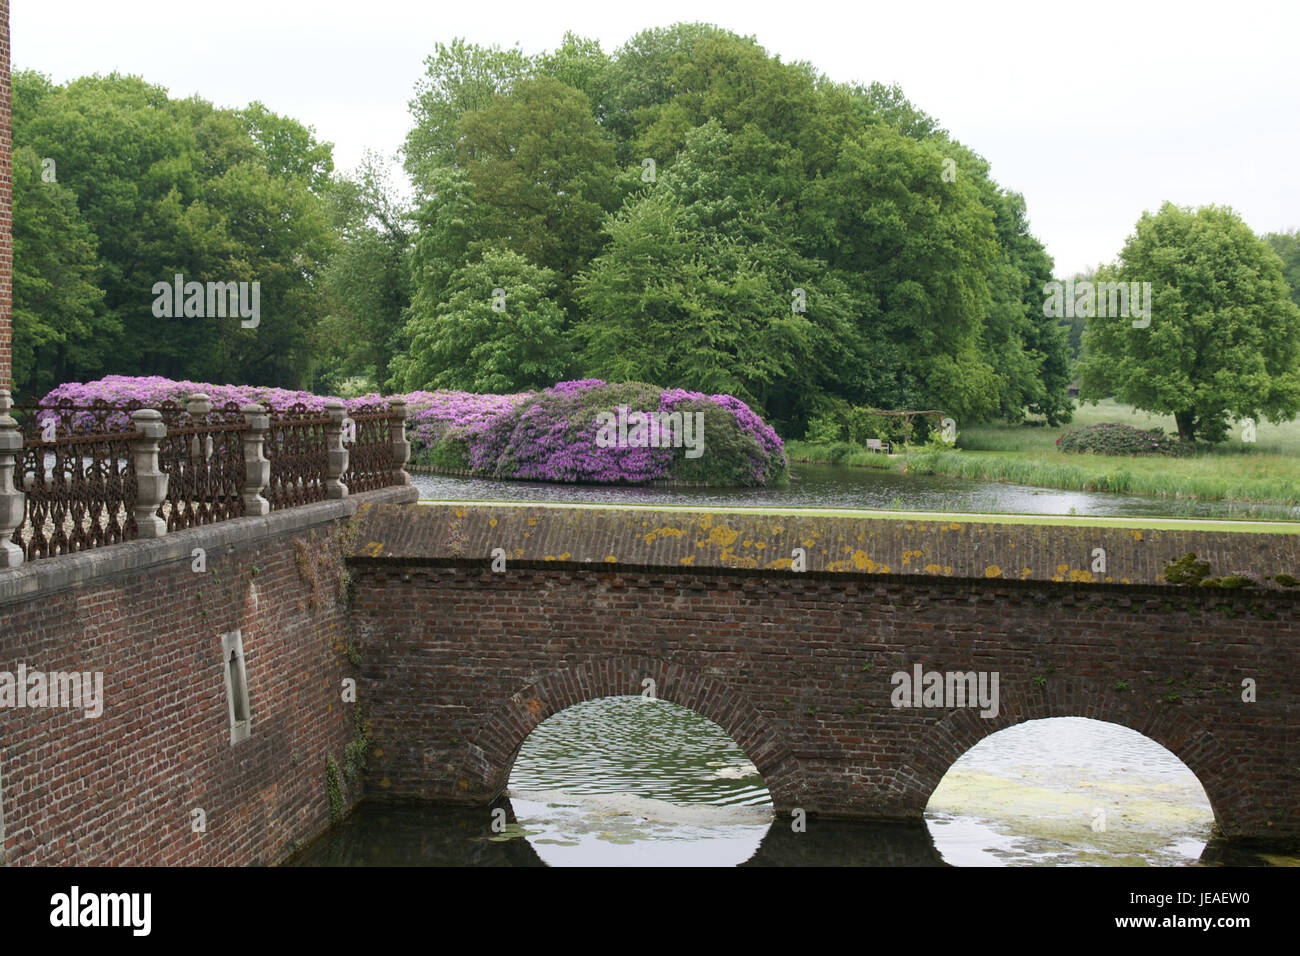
top-left (393, 23), bottom-right (1075, 434)
top-left (1080, 203), bottom-right (1300, 442)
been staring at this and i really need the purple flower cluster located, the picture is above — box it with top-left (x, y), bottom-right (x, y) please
top-left (659, 387), bottom-right (788, 483)
top-left (36, 376), bottom-right (787, 486)
top-left (550, 379), bottom-right (606, 395)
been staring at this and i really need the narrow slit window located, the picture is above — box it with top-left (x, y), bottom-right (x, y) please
top-left (221, 630), bottom-right (252, 744)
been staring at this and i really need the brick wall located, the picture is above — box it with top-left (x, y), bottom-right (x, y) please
top-left (0, 489), bottom-right (419, 865)
top-left (0, 0), bottom-right (11, 391)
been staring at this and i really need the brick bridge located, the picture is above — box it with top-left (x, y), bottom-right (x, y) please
top-left (2, 494), bottom-right (1297, 864)
top-left (349, 501), bottom-right (1300, 846)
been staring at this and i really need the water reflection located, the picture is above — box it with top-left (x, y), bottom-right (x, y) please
top-left (927, 718), bottom-right (1216, 867)
top-left (285, 707), bottom-right (1293, 867)
top-left (505, 696), bottom-right (770, 866)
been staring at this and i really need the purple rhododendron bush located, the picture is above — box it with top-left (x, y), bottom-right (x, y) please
top-left (39, 376), bottom-right (788, 487)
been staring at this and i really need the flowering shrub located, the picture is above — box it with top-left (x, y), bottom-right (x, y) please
top-left (38, 376), bottom-right (788, 487)
top-left (1056, 422), bottom-right (1189, 456)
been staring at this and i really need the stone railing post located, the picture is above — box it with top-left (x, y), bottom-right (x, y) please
top-left (241, 404), bottom-right (270, 516)
top-left (325, 401), bottom-right (349, 500)
top-left (388, 398), bottom-right (411, 486)
top-left (130, 409), bottom-right (168, 539)
top-left (0, 390), bottom-right (26, 568)
top-left (186, 392), bottom-right (213, 461)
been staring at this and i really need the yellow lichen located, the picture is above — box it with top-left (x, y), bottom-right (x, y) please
top-left (850, 550), bottom-right (878, 572)
top-left (984, 565), bottom-right (1002, 577)
top-left (707, 525), bottom-right (739, 548)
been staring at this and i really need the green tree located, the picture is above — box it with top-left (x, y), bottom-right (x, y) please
top-left (576, 123), bottom-right (855, 428)
top-left (10, 146), bottom-right (109, 397)
top-left (13, 71), bottom-right (334, 388)
top-left (392, 248), bottom-right (572, 393)
top-left (1080, 203), bottom-right (1300, 442)
top-left (824, 125), bottom-right (1000, 421)
top-left (318, 152), bottom-right (412, 391)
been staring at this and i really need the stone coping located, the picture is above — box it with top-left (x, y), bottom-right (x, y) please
top-left (348, 500), bottom-right (1300, 590)
top-left (0, 485), bottom-right (418, 605)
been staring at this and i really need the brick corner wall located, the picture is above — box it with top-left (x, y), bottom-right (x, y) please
top-left (0, 0), bottom-right (10, 392)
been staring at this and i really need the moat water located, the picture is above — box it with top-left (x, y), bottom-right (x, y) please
top-left (407, 462), bottom-right (1300, 521)
top-left (288, 702), bottom-right (1293, 867)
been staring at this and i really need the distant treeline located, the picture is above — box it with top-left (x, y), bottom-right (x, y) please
top-left (27, 23), bottom-right (1292, 437)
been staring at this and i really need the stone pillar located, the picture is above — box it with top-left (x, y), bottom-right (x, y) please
top-left (388, 398), bottom-right (411, 486)
top-left (325, 401), bottom-right (349, 500)
top-left (130, 409), bottom-right (168, 539)
top-left (186, 392), bottom-right (213, 460)
top-left (0, 389), bottom-right (24, 567)
top-left (241, 404), bottom-right (270, 516)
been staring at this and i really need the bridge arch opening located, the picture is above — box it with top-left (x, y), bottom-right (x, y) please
top-left (501, 695), bottom-right (774, 866)
top-left (923, 716), bottom-right (1216, 866)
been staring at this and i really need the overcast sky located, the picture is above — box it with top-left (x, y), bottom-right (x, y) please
top-left (14, 0), bottom-right (1299, 275)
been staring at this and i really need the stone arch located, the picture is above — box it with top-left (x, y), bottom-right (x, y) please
top-left (458, 655), bottom-right (803, 811)
top-left (892, 675), bottom-right (1241, 835)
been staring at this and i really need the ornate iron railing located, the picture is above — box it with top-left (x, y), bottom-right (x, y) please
top-left (0, 394), bottom-right (409, 566)
top-left (156, 400), bottom-right (247, 531)
top-left (262, 402), bottom-right (331, 510)
top-left (342, 403), bottom-right (399, 493)
top-left (10, 402), bottom-right (140, 560)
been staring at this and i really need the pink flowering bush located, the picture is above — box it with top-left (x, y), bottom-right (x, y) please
top-left (38, 376), bottom-right (788, 487)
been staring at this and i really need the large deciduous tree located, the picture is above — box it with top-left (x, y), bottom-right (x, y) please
top-left (13, 70), bottom-right (335, 389)
top-left (1080, 203), bottom-right (1300, 442)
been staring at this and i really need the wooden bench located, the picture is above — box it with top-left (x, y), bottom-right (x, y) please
top-left (865, 438), bottom-right (891, 454)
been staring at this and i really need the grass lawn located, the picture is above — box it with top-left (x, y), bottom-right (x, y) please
top-left (787, 399), bottom-right (1300, 508)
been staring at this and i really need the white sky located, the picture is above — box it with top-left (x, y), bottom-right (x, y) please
top-left (13, 0), bottom-right (1300, 276)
